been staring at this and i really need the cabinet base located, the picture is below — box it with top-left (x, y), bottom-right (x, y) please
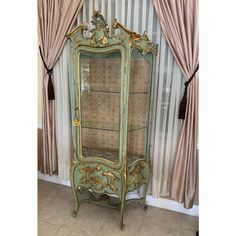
top-left (72, 189), bottom-right (148, 229)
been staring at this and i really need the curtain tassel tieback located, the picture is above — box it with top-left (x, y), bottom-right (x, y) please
top-left (178, 64), bottom-right (199, 119)
top-left (39, 46), bottom-right (55, 100)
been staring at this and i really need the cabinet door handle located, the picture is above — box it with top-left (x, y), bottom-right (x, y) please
top-left (72, 119), bottom-right (80, 127)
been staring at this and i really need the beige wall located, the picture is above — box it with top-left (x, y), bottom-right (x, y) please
top-left (38, 51), bottom-right (43, 126)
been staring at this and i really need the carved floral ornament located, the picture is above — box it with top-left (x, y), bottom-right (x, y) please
top-left (89, 11), bottom-right (109, 46)
top-left (67, 11), bottom-right (157, 55)
top-left (132, 31), bottom-right (157, 56)
top-left (77, 164), bottom-right (121, 193)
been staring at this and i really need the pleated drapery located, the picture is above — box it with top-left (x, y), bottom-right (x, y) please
top-left (153, 0), bottom-right (199, 209)
top-left (38, 0), bottom-right (84, 175)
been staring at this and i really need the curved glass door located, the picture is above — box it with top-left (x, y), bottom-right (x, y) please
top-left (79, 50), bottom-right (121, 163)
top-left (127, 49), bottom-right (153, 162)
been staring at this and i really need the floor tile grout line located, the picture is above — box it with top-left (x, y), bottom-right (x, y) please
top-left (94, 210), bottom-right (111, 236)
top-left (95, 205), bottom-right (148, 235)
top-left (52, 214), bottom-right (71, 236)
top-left (38, 218), bottom-right (61, 228)
top-left (143, 215), bottom-right (198, 231)
top-left (52, 225), bottom-right (63, 236)
top-left (137, 222), bottom-right (144, 236)
top-left (38, 219), bottom-right (61, 236)
top-left (136, 217), bottom-right (145, 236)
top-left (57, 203), bottom-right (99, 236)
top-left (53, 223), bottom-right (91, 236)
top-left (142, 219), bottom-right (183, 231)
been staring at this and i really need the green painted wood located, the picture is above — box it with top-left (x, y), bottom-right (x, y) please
top-left (67, 12), bottom-right (157, 228)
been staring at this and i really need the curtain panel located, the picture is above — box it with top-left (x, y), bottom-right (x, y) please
top-left (153, 0), bottom-right (199, 209)
top-left (38, 0), bottom-right (84, 175)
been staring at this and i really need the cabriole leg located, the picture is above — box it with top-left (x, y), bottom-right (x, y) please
top-left (142, 183), bottom-right (148, 210)
top-left (72, 189), bottom-right (79, 216)
top-left (120, 192), bottom-right (126, 230)
top-left (71, 178), bottom-right (80, 217)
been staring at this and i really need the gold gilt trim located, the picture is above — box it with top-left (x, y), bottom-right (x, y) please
top-left (103, 171), bottom-right (115, 179)
top-left (128, 161), bottom-right (145, 189)
top-left (113, 20), bottom-right (139, 38)
top-left (132, 31), bottom-right (157, 55)
top-left (89, 11), bottom-right (109, 47)
top-left (78, 164), bottom-right (121, 193)
top-left (72, 119), bottom-right (80, 127)
top-left (67, 12), bottom-right (158, 56)
top-left (66, 24), bottom-right (86, 38)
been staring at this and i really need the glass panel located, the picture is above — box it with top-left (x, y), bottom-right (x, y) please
top-left (127, 49), bottom-right (153, 162)
top-left (80, 50), bottom-right (121, 163)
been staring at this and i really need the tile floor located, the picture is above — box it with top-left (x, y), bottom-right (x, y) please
top-left (38, 180), bottom-right (198, 236)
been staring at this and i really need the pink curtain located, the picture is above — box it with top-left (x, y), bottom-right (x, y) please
top-left (153, 0), bottom-right (199, 208)
top-left (38, 0), bottom-right (84, 175)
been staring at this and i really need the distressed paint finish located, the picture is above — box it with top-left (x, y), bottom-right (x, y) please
top-left (67, 11), bottom-right (157, 230)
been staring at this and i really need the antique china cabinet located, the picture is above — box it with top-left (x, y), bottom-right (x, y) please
top-left (67, 12), bottom-right (157, 229)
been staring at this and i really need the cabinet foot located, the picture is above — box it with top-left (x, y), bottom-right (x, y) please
top-left (120, 223), bottom-right (125, 231)
top-left (72, 208), bottom-right (79, 217)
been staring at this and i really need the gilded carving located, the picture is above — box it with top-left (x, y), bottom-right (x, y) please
top-left (103, 171), bottom-right (116, 179)
top-left (72, 119), bottom-right (80, 127)
top-left (113, 20), bottom-right (137, 37)
top-left (77, 164), bottom-right (120, 193)
top-left (133, 31), bottom-right (157, 55)
top-left (128, 161), bottom-right (147, 189)
top-left (90, 11), bottom-right (109, 47)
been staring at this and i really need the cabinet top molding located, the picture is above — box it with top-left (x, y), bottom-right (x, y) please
top-left (67, 11), bottom-right (157, 56)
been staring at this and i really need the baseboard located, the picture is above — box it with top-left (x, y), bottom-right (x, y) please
top-left (146, 195), bottom-right (198, 216)
top-left (38, 172), bottom-right (199, 217)
top-left (38, 172), bottom-right (70, 186)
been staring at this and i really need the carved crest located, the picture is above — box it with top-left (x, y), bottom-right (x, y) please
top-left (67, 12), bottom-right (157, 55)
top-left (90, 11), bottom-right (109, 47)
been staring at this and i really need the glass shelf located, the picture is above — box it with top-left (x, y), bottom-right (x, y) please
top-left (82, 89), bottom-right (148, 94)
top-left (82, 147), bottom-right (144, 163)
top-left (82, 121), bottom-right (146, 132)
